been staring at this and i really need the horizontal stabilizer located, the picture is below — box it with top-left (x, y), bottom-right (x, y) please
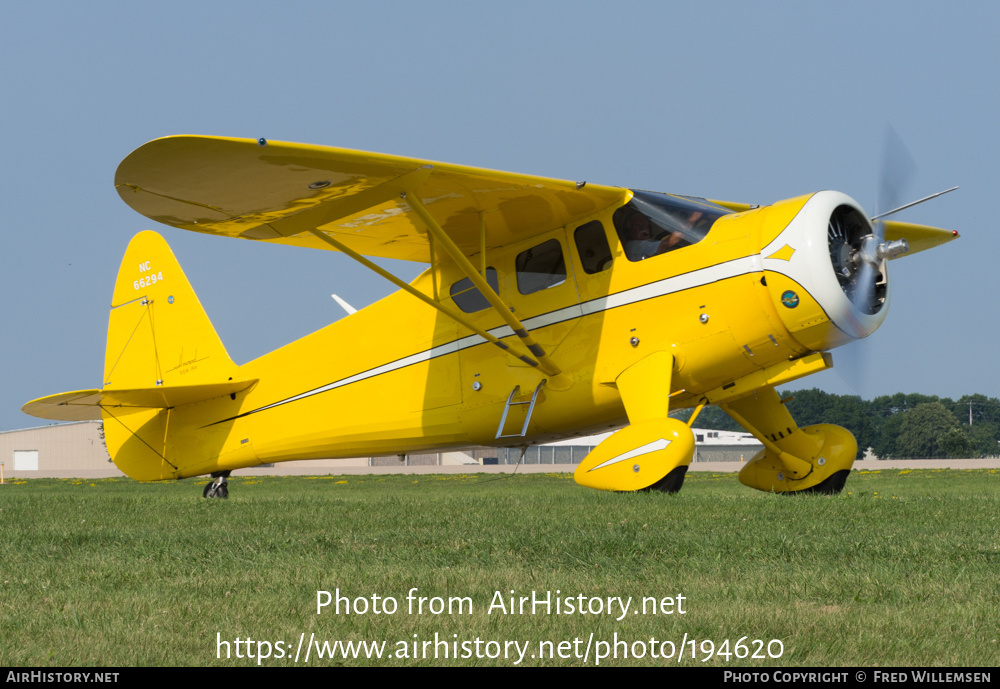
top-left (22, 380), bottom-right (257, 421)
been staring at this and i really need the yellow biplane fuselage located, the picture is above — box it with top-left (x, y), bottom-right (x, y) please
top-left (23, 136), bottom-right (958, 495)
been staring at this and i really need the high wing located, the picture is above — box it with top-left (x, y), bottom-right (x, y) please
top-left (117, 136), bottom-right (959, 264)
top-left (881, 220), bottom-right (959, 256)
top-left (115, 136), bottom-right (627, 263)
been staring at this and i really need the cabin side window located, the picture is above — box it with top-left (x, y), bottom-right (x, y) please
top-left (450, 268), bottom-right (499, 313)
top-left (573, 220), bottom-right (613, 274)
top-left (515, 238), bottom-right (566, 295)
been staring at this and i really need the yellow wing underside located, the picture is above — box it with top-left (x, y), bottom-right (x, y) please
top-left (116, 136), bottom-right (958, 263)
top-left (882, 220), bottom-right (958, 256)
top-left (115, 136), bottom-right (627, 263)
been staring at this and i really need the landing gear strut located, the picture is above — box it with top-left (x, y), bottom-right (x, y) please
top-left (721, 388), bottom-right (856, 494)
top-left (203, 471), bottom-right (230, 499)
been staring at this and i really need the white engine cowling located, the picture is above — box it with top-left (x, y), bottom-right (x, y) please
top-left (761, 191), bottom-right (890, 351)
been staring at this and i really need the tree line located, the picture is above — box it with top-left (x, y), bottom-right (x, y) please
top-left (675, 390), bottom-right (1000, 459)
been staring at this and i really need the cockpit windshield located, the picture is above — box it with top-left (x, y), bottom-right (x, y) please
top-left (613, 190), bottom-right (732, 262)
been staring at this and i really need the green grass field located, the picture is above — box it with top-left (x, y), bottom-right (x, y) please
top-left (1, 468), bottom-right (997, 667)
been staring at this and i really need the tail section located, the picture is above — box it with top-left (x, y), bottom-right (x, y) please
top-left (101, 232), bottom-right (255, 481)
top-left (24, 231), bottom-right (255, 480)
top-left (104, 230), bottom-right (236, 389)
top-left (100, 232), bottom-right (254, 481)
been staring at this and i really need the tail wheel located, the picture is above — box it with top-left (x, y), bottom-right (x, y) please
top-left (202, 475), bottom-right (229, 499)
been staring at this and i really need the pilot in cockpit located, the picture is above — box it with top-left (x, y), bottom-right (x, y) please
top-left (615, 190), bottom-right (728, 262)
top-left (624, 212), bottom-right (675, 260)
top-left (622, 208), bottom-right (700, 261)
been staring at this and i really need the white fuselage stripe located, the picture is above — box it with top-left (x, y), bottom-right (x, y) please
top-left (231, 255), bottom-right (760, 420)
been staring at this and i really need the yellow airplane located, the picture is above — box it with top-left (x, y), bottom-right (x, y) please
top-left (23, 136), bottom-right (959, 498)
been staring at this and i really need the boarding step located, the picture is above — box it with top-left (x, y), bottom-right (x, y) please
top-left (495, 379), bottom-right (546, 440)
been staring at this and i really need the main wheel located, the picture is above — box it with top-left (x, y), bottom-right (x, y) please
top-left (645, 465), bottom-right (688, 494)
top-left (798, 469), bottom-right (850, 495)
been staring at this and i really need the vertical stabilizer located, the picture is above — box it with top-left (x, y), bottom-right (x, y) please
top-left (100, 231), bottom-right (242, 481)
top-left (104, 231), bottom-right (235, 389)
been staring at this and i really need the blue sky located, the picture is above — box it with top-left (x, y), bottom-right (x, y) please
top-left (2, 1), bottom-right (996, 431)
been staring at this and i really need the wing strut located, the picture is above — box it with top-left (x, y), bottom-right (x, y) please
top-left (405, 193), bottom-right (563, 377)
top-left (306, 228), bottom-right (546, 370)
top-left (268, 161), bottom-right (562, 376)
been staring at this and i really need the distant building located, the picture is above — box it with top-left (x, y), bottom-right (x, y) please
top-left (468, 428), bottom-right (762, 465)
top-left (0, 421), bottom-right (119, 479)
top-left (0, 422), bottom-right (761, 479)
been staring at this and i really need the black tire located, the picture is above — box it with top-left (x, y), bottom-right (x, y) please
top-left (644, 465), bottom-right (688, 494)
top-left (203, 480), bottom-right (229, 499)
top-left (796, 469), bottom-right (850, 495)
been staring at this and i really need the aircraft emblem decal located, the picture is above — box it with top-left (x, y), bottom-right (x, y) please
top-left (781, 290), bottom-right (799, 308)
